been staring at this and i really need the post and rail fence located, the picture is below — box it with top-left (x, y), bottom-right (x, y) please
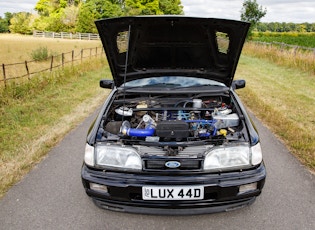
top-left (248, 41), bottom-right (315, 74)
top-left (1, 33), bottom-right (314, 88)
top-left (252, 41), bottom-right (315, 55)
top-left (33, 31), bottom-right (100, 40)
top-left (1, 46), bottom-right (104, 88)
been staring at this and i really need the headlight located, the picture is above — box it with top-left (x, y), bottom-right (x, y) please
top-left (204, 144), bottom-right (250, 170)
top-left (204, 143), bottom-right (263, 171)
top-left (95, 145), bottom-right (142, 170)
top-left (84, 144), bottom-right (95, 167)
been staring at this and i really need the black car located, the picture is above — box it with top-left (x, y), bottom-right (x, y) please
top-left (81, 16), bottom-right (266, 215)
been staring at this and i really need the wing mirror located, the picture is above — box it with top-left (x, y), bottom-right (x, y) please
top-left (232, 79), bottom-right (246, 90)
top-left (100, 80), bottom-right (114, 89)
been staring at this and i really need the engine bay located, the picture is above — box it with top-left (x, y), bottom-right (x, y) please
top-left (97, 91), bottom-right (247, 147)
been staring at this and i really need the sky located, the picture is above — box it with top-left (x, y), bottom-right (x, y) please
top-left (0, 0), bottom-right (315, 23)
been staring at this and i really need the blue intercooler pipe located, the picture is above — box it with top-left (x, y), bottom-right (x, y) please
top-left (121, 115), bottom-right (156, 137)
top-left (124, 127), bottom-right (155, 137)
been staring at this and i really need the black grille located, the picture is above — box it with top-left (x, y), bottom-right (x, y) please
top-left (144, 159), bottom-right (202, 170)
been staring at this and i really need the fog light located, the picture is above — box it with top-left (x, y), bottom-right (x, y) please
top-left (90, 183), bottom-right (108, 193)
top-left (239, 182), bottom-right (257, 194)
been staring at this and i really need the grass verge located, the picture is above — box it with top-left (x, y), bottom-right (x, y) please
top-left (243, 42), bottom-right (315, 75)
top-left (0, 58), bottom-right (111, 198)
top-left (236, 55), bottom-right (315, 173)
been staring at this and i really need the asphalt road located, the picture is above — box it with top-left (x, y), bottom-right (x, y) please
top-left (0, 109), bottom-right (314, 230)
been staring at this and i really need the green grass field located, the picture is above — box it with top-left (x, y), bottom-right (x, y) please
top-left (252, 32), bottom-right (315, 48)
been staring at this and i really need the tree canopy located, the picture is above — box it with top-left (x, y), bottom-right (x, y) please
top-left (256, 22), bottom-right (315, 33)
top-left (240, 0), bottom-right (267, 38)
top-left (2, 0), bottom-right (315, 35)
top-left (76, 0), bottom-right (125, 33)
top-left (76, 0), bottom-right (183, 32)
top-left (0, 13), bottom-right (13, 33)
top-left (18, 0), bottom-right (183, 33)
top-left (9, 12), bottom-right (34, 34)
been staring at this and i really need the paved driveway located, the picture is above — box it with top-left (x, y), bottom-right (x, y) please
top-left (0, 110), bottom-right (314, 230)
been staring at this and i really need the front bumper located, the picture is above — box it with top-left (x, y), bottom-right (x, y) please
top-left (81, 163), bottom-right (266, 215)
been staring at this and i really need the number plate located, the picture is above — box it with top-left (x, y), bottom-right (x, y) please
top-left (142, 186), bottom-right (204, 200)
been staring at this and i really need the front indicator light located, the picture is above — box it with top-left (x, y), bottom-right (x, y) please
top-left (90, 183), bottom-right (108, 193)
top-left (251, 143), bottom-right (263, 165)
top-left (84, 144), bottom-right (95, 167)
top-left (239, 182), bottom-right (257, 194)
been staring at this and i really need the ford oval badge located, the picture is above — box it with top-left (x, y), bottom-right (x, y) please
top-left (165, 161), bottom-right (181, 168)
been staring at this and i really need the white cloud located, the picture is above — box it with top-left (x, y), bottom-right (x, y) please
top-left (182, 0), bottom-right (242, 20)
top-left (0, 0), bottom-right (37, 17)
top-left (181, 0), bottom-right (315, 23)
top-left (261, 1), bottom-right (315, 22)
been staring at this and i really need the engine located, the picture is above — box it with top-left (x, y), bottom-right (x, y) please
top-left (100, 93), bottom-right (244, 144)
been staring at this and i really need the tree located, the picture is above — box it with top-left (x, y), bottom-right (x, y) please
top-left (34, 0), bottom-right (80, 32)
top-left (0, 17), bottom-right (8, 33)
top-left (46, 10), bottom-right (68, 32)
top-left (35, 0), bottom-right (56, 16)
top-left (76, 0), bottom-right (124, 33)
top-left (125, 0), bottom-right (162, 15)
top-left (33, 0), bottom-right (184, 33)
top-left (0, 12), bottom-right (13, 33)
top-left (124, 0), bottom-right (183, 16)
top-left (35, 0), bottom-right (80, 15)
top-left (62, 5), bottom-right (79, 32)
top-left (240, 0), bottom-right (267, 38)
top-left (9, 12), bottom-right (34, 34)
top-left (159, 0), bottom-right (183, 15)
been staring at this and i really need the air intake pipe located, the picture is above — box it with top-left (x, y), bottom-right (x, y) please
top-left (120, 115), bottom-right (156, 137)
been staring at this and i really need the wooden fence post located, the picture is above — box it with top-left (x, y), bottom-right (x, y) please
top-left (294, 46), bottom-right (298, 56)
top-left (1, 45), bottom-right (104, 87)
top-left (72, 50), bottom-right (74, 65)
top-left (25, 61), bottom-right (30, 80)
top-left (50, 55), bottom-right (54, 71)
top-left (2, 63), bottom-right (6, 88)
top-left (62, 53), bottom-right (64, 68)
